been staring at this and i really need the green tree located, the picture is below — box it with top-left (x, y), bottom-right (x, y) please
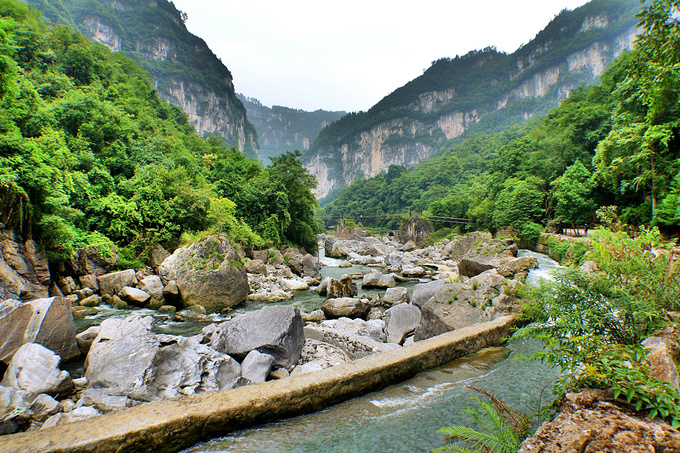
top-left (551, 160), bottom-right (595, 229)
top-left (492, 177), bottom-right (545, 230)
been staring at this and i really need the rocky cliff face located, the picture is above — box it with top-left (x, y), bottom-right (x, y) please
top-left (303, 1), bottom-right (640, 199)
top-left (27, 0), bottom-right (257, 156)
top-left (238, 95), bottom-right (345, 163)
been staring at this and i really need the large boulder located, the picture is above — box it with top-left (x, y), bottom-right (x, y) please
top-left (85, 316), bottom-right (241, 403)
top-left (302, 254), bottom-right (320, 277)
top-left (362, 272), bottom-right (396, 289)
top-left (442, 232), bottom-right (493, 261)
top-left (326, 275), bottom-right (357, 300)
top-left (519, 390), bottom-right (680, 452)
top-left (283, 248), bottom-right (305, 276)
top-left (385, 304), bottom-right (421, 345)
top-left (138, 275), bottom-right (164, 303)
top-left (0, 232), bottom-right (49, 301)
top-left (414, 284), bottom-right (488, 341)
top-left (97, 269), bottom-right (138, 297)
top-left (0, 297), bottom-right (79, 364)
top-left (240, 350), bottom-right (275, 383)
top-left (210, 306), bottom-right (304, 368)
top-left (85, 316), bottom-right (160, 402)
top-left (1, 343), bottom-right (72, 400)
top-left (321, 298), bottom-right (370, 320)
top-left (158, 235), bottom-right (248, 313)
top-left (118, 286), bottom-right (151, 306)
top-left (497, 256), bottom-right (539, 278)
top-left (148, 244), bottom-right (170, 269)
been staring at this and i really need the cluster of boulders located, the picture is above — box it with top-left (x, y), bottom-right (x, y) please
top-left (0, 302), bottom-right (308, 434)
top-left (312, 231), bottom-right (537, 346)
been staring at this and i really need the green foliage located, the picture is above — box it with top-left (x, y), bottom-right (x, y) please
top-left (551, 160), bottom-right (595, 227)
top-left (0, 1), bottom-right (318, 267)
top-left (435, 386), bottom-right (532, 453)
top-left (518, 222), bottom-right (544, 247)
top-left (518, 228), bottom-right (680, 426)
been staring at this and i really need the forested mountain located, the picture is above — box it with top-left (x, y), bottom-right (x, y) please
top-left (22, 0), bottom-right (258, 157)
top-left (304, 0), bottom-right (641, 199)
top-left (237, 94), bottom-right (345, 164)
top-left (322, 0), bottom-right (680, 237)
top-left (0, 0), bottom-right (319, 274)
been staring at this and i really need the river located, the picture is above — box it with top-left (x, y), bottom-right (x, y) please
top-left (179, 250), bottom-right (561, 453)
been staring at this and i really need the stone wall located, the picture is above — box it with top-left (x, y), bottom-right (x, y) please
top-left (0, 315), bottom-right (517, 453)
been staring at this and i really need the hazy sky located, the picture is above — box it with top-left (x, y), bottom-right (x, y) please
top-left (171, 0), bottom-right (591, 112)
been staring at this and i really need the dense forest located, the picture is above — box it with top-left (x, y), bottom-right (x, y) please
top-left (322, 0), bottom-right (680, 240)
top-left (0, 0), bottom-right (319, 272)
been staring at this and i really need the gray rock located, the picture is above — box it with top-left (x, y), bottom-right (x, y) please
top-left (139, 275), bottom-right (164, 302)
top-left (643, 336), bottom-right (679, 391)
top-left (211, 306), bottom-right (304, 368)
top-left (358, 318), bottom-right (386, 342)
top-left (162, 280), bottom-right (180, 304)
top-left (149, 336), bottom-right (241, 398)
top-left (414, 286), bottom-right (488, 341)
top-left (302, 309), bottom-right (326, 322)
top-left (385, 304), bottom-right (422, 345)
top-left (85, 316), bottom-right (160, 402)
top-left (367, 307), bottom-right (386, 320)
top-left (321, 298), bottom-right (370, 320)
top-left (383, 287), bottom-right (409, 306)
top-left (497, 256), bottom-right (539, 278)
top-left (0, 232), bottom-right (50, 301)
top-left (158, 235), bottom-right (248, 313)
top-left (1, 343), bottom-right (72, 399)
top-left (118, 286), bottom-right (151, 306)
top-left (78, 274), bottom-right (99, 291)
top-left (244, 259), bottom-right (267, 275)
top-left (241, 350), bottom-right (275, 383)
top-left (401, 265), bottom-right (426, 277)
top-left (79, 294), bottom-right (101, 307)
top-left (458, 257), bottom-right (497, 278)
top-left (75, 326), bottom-right (101, 355)
top-left (411, 279), bottom-right (447, 308)
top-left (291, 362), bottom-right (323, 375)
top-left (79, 388), bottom-right (135, 413)
top-left (28, 394), bottom-right (60, 422)
top-left (0, 297), bottom-right (80, 363)
top-left (58, 276), bottom-right (77, 295)
top-left (442, 232), bottom-right (493, 260)
top-left (302, 254), bottom-right (319, 277)
top-left (283, 248), bottom-right (305, 276)
top-left (149, 243), bottom-right (170, 269)
top-left (41, 405), bottom-right (101, 430)
top-left (362, 272), bottom-right (396, 289)
top-left (69, 244), bottom-right (119, 276)
top-left (98, 269), bottom-right (138, 296)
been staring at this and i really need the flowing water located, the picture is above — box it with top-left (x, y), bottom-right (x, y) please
top-left (180, 251), bottom-right (562, 453)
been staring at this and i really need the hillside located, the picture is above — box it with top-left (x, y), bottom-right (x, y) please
top-left (304, 0), bottom-right (641, 199)
top-left (22, 0), bottom-right (258, 157)
top-left (237, 94), bottom-right (345, 163)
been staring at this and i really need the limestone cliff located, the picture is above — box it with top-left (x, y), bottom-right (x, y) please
top-left (238, 95), bottom-right (345, 163)
top-left (303, 0), bottom-right (641, 199)
top-left (26, 0), bottom-right (258, 157)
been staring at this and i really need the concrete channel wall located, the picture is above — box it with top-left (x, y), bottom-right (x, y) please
top-left (0, 315), bottom-right (518, 453)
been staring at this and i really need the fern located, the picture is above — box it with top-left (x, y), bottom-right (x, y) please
top-left (434, 387), bottom-right (531, 453)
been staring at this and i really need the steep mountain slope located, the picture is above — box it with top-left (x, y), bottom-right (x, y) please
top-left (303, 0), bottom-right (641, 199)
top-left (237, 94), bottom-right (345, 163)
top-left (23, 0), bottom-right (258, 157)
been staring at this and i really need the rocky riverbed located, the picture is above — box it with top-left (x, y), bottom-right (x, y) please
top-left (0, 227), bottom-right (540, 435)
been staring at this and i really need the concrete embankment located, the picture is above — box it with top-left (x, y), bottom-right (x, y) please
top-left (0, 315), bottom-right (517, 453)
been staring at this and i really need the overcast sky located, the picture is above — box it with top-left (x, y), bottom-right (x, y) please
top-left (171, 0), bottom-right (591, 112)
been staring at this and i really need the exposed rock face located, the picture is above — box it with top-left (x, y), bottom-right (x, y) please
top-left (33, 0), bottom-right (257, 154)
top-left (0, 231), bottom-right (49, 301)
top-left (0, 297), bottom-right (79, 364)
top-left (395, 217), bottom-right (433, 246)
top-left (519, 390), bottom-right (680, 452)
top-left (210, 306), bottom-right (304, 368)
top-left (383, 287), bottom-right (409, 306)
top-left (158, 235), bottom-right (248, 313)
top-left (303, 7), bottom-right (639, 199)
top-left (97, 270), bottom-right (138, 297)
top-left (457, 239), bottom-right (518, 278)
top-left (237, 94), bottom-right (345, 163)
top-left (68, 245), bottom-right (119, 277)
